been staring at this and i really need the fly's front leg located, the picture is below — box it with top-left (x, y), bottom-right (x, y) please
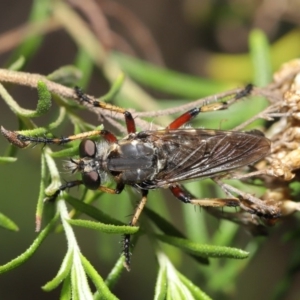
top-left (169, 184), bottom-right (240, 208)
top-left (48, 181), bottom-right (124, 203)
top-left (98, 183), bottom-right (125, 194)
top-left (123, 189), bottom-right (148, 271)
top-left (46, 180), bottom-right (83, 201)
top-left (75, 87), bottom-right (136, 134)
top-left (74, 86), bottom-right (125, 114)
top-left (166, 84), bottom-right (253, 130)
top-left (124, 111), bottom-right (136, 134)
top-left (13, 129), bottom-right (118, 146)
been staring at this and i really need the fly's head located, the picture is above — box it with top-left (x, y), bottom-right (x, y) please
top-left (64, 139), bottom-right (109, 190)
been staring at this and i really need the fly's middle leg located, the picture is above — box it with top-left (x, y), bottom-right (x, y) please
top-left (123, 189), bottom-right (148, 271)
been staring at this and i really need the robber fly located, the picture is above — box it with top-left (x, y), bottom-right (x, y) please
top-left (1, 84), bottom-right (276, 270)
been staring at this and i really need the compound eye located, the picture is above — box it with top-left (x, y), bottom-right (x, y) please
top-left (79, 139), bottom-right (96, 158)
top-left (82, 171), bottom-right (100, 190)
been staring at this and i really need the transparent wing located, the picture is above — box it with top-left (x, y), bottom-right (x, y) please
top-left (142, 129), bottom-right (270, 186)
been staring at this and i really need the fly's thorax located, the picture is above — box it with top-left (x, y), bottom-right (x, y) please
top-left (105, 137), bottom-right (167, 183)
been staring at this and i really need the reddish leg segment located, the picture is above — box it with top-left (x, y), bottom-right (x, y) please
top-left (124, 111), bottom-right (136, 134)
top-left (167, 84), bottom-right (253, 130)
top-left (75, 86), bottom-right (136, 134)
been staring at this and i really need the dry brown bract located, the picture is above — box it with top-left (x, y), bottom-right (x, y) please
top-left (257, 60), bottom-right (300, 218)
top-left (208, 60), bottom-right (300, 232)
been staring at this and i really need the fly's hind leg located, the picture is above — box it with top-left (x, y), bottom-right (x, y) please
top-left (166, 84), bottom-right (253, 130)
top-left (212, 178), bottom-right (281, 220)
top-left (123, 189), bottom-right (148, 271)
top-left (169, 184), bottom-right (240, 208)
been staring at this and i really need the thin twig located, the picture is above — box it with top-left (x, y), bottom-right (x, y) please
top-left (233, 103), bottom-right (281, 131)
top-left (99, 0), bottom-right (165, 65)
top-left (67, 0), bottom-right (114, 50)
top-left (134, 87), bottom-right (248, 118)
top-left (0, 18), bottom-right (61, 55)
